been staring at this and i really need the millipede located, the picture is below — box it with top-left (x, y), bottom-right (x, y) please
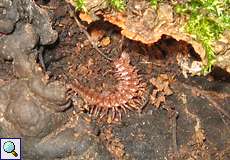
top-left (72, 52), bottom-right (147, 121)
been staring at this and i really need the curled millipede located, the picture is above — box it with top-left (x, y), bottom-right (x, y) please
top-left (72, 52), bottom-right (147, 120)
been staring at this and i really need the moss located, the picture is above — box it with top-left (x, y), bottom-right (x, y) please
top-left (150, 0), bottom-right (159, 9)
top-left (73, 0), bottom-right (86, 12)
top-left (73, 0), bottom-right (125, 12)
top-left (108, 0), bottom-right (126, 11)
top-left (175, 0), bottom-right (230, 74)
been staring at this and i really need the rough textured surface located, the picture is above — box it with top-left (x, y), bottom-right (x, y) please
top-left (0, 0), bottom-right (111, 159)
top-left (0, 0), bottom-right (57, 44)
top-left (215, 30), bottom-right (230, 73)
top-left (0, 0), bottom-right (230, 159)
top-left (105, 76), bottom-right (230, 159)
top-left (112, 111), bottom-right (171, 160)
top-left (69, 0), bottom-right (230, 74)
top-left (47, 1), bottom-right (230, 158)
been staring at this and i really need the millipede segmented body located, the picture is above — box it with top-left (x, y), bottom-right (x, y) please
top-left (73, 52), bottom-right (146, 120)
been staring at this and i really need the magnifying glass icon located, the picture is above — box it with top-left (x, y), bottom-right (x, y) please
top-left (3, 141), bottom-right (18, 157)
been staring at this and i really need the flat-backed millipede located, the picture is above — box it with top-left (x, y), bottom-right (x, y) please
top-left (72, 52), bottom-right (147, 121)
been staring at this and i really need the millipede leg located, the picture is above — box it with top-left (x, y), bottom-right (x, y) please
top-left (117, 109), bottom-right (122, 120)
top-left (90, 106), bottom-right (95, 114)
top-left (124, 103), bottom-right (135, 111)
top-left (133, 99), bottom-right (142, 105)
top-left (112, 107), bottom-right (116, 120)
top-left (100, 107), bottom-right (109, 119)
top-left (121, 105), bottom-right (127, 114)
